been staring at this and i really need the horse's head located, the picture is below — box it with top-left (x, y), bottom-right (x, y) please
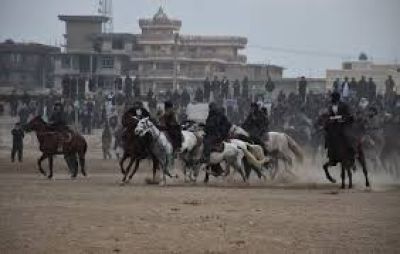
top-left (23, 116), bottom-right (46, 133)
top-left (134, 117), bottom-right (152, 137)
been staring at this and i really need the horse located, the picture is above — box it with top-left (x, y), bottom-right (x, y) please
top-left (118, 112), bottom-right (159, 184)
top-left (134, 117), bottom-right (181, 185)
top-left (23, 116), bottom-right (87, 179)
top-left (317, 112), bottom-right (370, 189)
top-left (230, 125), bottom-right (304, 179)
top-left (180, 123), bottom-right (269, 183)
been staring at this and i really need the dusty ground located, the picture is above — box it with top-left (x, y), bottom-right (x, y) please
top-left (0, 152), bottom-right (400, 254)
top-left (0, 113), bottom-right (399, 254)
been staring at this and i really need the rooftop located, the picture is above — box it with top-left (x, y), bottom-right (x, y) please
top-left (58, 15), bottom-right (109, 23)
top-left (0, 40), bottom-right (60, 54)
top-left (139, 7), bottom-right (182, 30)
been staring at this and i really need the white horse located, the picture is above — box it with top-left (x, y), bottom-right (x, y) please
top-left (185, 130), bottom-right (268, 183)
top-left (135, 117), bottom-right (204, 185)
top-left (230, 126), bottom-right (304, 179)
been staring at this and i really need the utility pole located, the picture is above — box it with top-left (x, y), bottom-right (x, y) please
top-left (173, 33), bottom-right (179, 91)
top-left (98, 0), bottom-right (113, 33)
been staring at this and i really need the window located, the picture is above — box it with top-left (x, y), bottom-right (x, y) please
top-left (112, 39), bottom-right (124, 50)
top-left (11, 54), bottom-right (21, 64)
top-left (254, 66), bottom-right (261, 77)
top-left (151, 45), bottom-right (161, 52)
top-left (61, 56), bottom-right (71, 68)
top-left (343, 63), bottom-right (352, 70)
top-left (101, 56), bottom-right (114, 69)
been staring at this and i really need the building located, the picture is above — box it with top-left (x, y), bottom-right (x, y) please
top-left (54, 15), bottom-right (129, 92)
top-left (54, 7), bottom-right (284, 96)
top-left (326, 54), bottom-right (400, 94)
top-left (0, 40), bottom-right (60, 92)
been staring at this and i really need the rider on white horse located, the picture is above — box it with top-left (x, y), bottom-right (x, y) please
top-left (201, 103), bottom-right (232, 170)
top-left (159, 101), bottom-right (183, 153)
top-left (242, 102), bottom-right (269, 146)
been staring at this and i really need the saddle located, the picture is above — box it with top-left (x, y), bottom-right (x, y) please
top-left (44, 129), bottom-right (73, 153)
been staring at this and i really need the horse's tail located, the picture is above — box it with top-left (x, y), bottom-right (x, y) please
top-left (285, 134), bottom-right (304, 163)
top-left (239, 145), bottom-right (268, 170)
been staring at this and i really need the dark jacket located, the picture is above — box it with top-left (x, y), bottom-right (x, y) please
top-left (242, 109), bottom-right (269, 138)
top-left (49, 110), bottom-right (66, 127)
top-left (205, 108), bottom-right (232, 142)
top-left (324, 102), bottom-right (355, 162)
top-left (12, 128), bottom-right (24, 148)
top-left (159, 111), bottom-right (183, 150)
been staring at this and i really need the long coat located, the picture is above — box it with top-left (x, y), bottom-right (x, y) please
top-left (159, 111), bottom-right (183, 151)
top-left (324, 102), bottom-right (355, 163)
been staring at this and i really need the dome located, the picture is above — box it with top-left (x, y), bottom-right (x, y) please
top-left (359, 52), bottom-right (368, 61)
top-left (153, 6), bottom-right (169, 22)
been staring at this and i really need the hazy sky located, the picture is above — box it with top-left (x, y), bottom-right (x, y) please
top-left (1, 0), bottom-right (399, 77)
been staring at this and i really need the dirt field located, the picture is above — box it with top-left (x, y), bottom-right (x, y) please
top-left (1, 151), bottom-right (400, 254)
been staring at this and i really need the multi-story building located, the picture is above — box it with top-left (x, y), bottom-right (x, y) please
top-left (0, 40), bottom-right (60, 93)
top-left (54, 15), bottom-right (129, 92)
top-left (326, 54), bottom-right (400, 94)
top-left (54, 7), bottom-right (284, 96)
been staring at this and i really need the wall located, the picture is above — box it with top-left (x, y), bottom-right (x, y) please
top-left (66, 21), bottom-right (102, 52)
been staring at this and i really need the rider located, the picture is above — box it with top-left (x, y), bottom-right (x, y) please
top-left (324, 91), bottom-right (355, 164)
top-left (159, 101), bottom-right (183, 153)
top-left (201, 102), bottom-right (232, 164)
top-left (48, 102), bottom-right (69, 132)
top-left (242, 102), bottom-right (269, 145)
top-left (122, 101), bottom-right (151, 128)
top-left (48, 102), bottom-right (72, 152)
top-left (128, 101), bottom-right (151, 119)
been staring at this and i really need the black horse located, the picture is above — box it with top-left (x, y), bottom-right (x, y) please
top-left (318, 112), bottom-right (370, 189)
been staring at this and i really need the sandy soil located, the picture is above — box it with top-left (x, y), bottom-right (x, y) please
top-left (0, 152), bottom-right (400, 254)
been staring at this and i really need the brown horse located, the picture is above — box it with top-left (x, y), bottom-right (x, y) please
top-left (23, 116), bottom-right (87, 179)
top-left (119, 110), bottom-right (159, 184)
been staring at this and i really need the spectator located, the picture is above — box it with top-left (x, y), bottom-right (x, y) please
top-left (265, 77), bottom-right (275, 94)
top-left (358, 76), bottom-right (368, 99)
top-left (203, 77), bottom-right (211, 102)
top-left (221, 76), bottom-right (229, 99)
top-left (233, 79), bottom-right (240, 98)
top-left (385, 75), bottom-right (395, 105)
top-left (181, 88), bottom-right (191, 108)
top-left (298, 76), bottom-right (307, 103)
top-left (194, 87), bottom-right (204, 103)
top-left (349, 77), bottom-right (358, 97)
top-left (341, 77), bottom-right (350, 101)
top-left (332, 78), bottom-right (341, 93)
top-left (125, 75), bottom-right (133, 98)
top-left (133, 76), bottom-right (141, 98)
top-left (147, 88), bottom-right (154, 102)
top-left (368, 77), bottom-right (377, 101)
top-left (242, 76), bottom-right (249, 99)
top-left (11, 122), bottom-right (24, 163)
top-left (211, 76), bottom-right (220, 100)
top-left (18, 103), bottom-right (30, 125)
top-left (102, 122), bottom-right (112, 160)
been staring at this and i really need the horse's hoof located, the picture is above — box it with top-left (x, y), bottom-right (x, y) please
top-left (341, 185), bottom-right (345, 189)
top-left (349, 185), bottom-right (353, 189)
top-left (327, 177), bottom-right (336, 184)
